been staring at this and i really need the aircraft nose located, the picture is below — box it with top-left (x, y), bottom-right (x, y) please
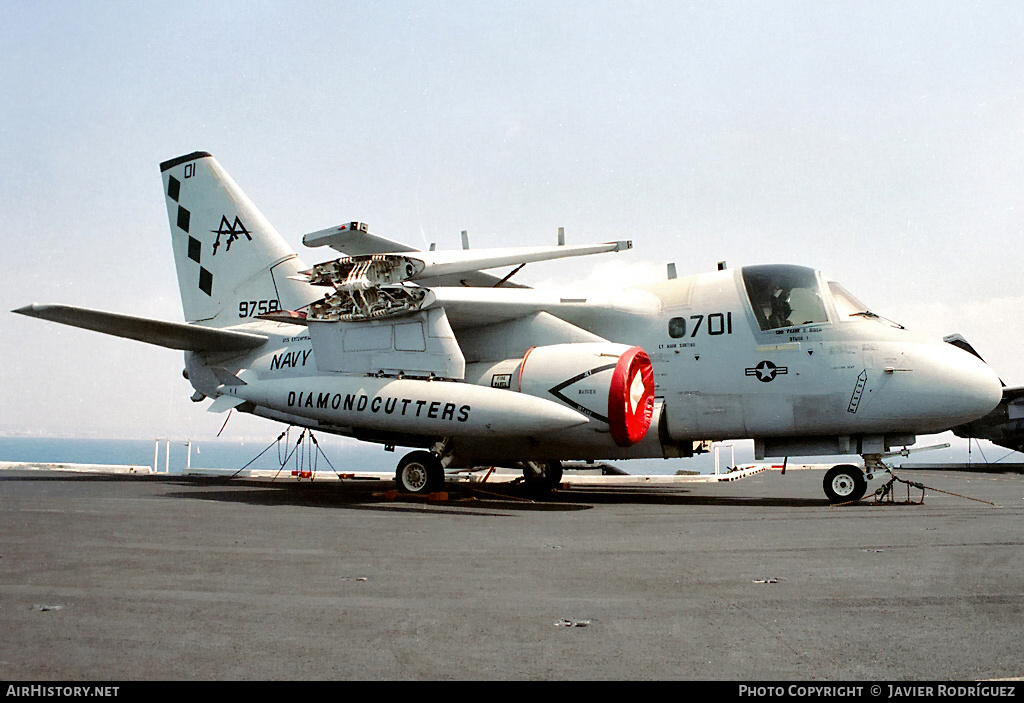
top-left (862, 342), bottom-right (1003, 432)
top-left (918, 343), bottom-right (1003, 428)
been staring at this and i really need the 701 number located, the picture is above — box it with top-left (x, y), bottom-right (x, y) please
top-left (668, 312), bottom-right (732, 338)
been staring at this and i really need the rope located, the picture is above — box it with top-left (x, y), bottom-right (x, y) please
top-left (871, 471), bottom-right (999, 506)
top-left (216, 409), bottom-right (232, 437)
top-left (270, 429), bottom-right (306, 481)
top-left (969, 438), bottom-right (989, 465)
top-left (993, 449), bottom-right (1020, 464)
top-left (209, 423), bottom-right (358, 482)
top-left (277, 427), bottom-right (292, 467)
top-left (219, 427), bottom-right (350, 484)
top-left (222, 429), bottom-right (289, 480)
top-left (467, 485), bottom-right (537, 503)
top-left (831, 470), bottom-right (1000, 507)
top-left (308, 433), bottom-right (345, 478)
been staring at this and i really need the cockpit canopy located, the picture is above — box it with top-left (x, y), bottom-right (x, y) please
top-left (741, 264), bottom-right (880, 331)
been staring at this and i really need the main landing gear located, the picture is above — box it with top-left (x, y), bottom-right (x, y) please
top-left (522, 460), bottom-right (563, 496)
top-left (395, 451), bottom-right (445, 494)
top-left (393, 451), bottom-right (565, 497)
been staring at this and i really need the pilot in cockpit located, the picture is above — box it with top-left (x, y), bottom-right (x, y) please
top-left (768, 288), bottom-right (793, 329)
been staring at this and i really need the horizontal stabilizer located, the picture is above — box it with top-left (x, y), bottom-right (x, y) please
top-left (12, 304), bottom-right (267, 352)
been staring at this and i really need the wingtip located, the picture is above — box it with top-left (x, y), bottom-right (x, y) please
top-left (11, 303), bottom-right (39, 316)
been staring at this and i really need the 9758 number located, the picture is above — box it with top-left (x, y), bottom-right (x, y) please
top-left (239, 299), bottom-right (280, 317)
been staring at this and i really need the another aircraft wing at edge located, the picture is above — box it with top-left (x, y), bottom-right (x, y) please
top-left (1000, 385), bottom-right (1024, 401)
top-left (12, 304), bottom-right (267, 352)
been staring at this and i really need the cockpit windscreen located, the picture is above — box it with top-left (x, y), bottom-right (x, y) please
top-left (828, 281), bottom-right (869, 319)
top-left (742, 265), bottom-right (829, 331)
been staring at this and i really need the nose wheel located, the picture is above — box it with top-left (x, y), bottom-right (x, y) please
top-left (823, 464), bottom-right (867, 503)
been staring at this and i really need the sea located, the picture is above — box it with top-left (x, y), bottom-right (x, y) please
top-left (0, 434), bottom-right (401, 475)
top-left (3, 433), bottom-right (991, 476)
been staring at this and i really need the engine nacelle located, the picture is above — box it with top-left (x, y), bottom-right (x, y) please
top-left (470, 342), bottom-right (655, 447)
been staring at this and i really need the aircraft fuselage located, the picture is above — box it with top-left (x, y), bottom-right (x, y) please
top-left (187, 264), bottom-right (1001, 468)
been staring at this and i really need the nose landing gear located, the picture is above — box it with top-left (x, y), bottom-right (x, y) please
top-left (823, 464), bottom-right (868, 503)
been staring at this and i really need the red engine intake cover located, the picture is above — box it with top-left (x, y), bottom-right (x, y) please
top-left (607, 346), bottom-right (655, 447)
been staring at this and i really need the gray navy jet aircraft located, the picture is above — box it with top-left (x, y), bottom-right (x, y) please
top-left (14, 152), bottom-right (1004, 502)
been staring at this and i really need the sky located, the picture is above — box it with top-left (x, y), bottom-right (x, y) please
top-left (1, 1), bottom-right (1023, 466)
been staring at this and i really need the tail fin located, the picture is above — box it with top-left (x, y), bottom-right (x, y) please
top-left (160, 152), bottom-right (317, 327)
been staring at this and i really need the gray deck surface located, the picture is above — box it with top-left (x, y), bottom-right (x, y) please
top-left (1, 466), bottom-right (1021, 680)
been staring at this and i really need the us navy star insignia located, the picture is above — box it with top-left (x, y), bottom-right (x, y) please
top-left (745, 360), bottom-right (788, 382)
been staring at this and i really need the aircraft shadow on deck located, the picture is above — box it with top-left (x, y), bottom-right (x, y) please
top-left (153, 476), bottom-right (829, 512)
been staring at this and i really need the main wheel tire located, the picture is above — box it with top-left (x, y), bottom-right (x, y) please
top-left (395, 451), bottom-right (444, 494)
top-left (523, 460), bottom-right (563, 496)
top-left (823, 464), bottom-right (867, 503)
